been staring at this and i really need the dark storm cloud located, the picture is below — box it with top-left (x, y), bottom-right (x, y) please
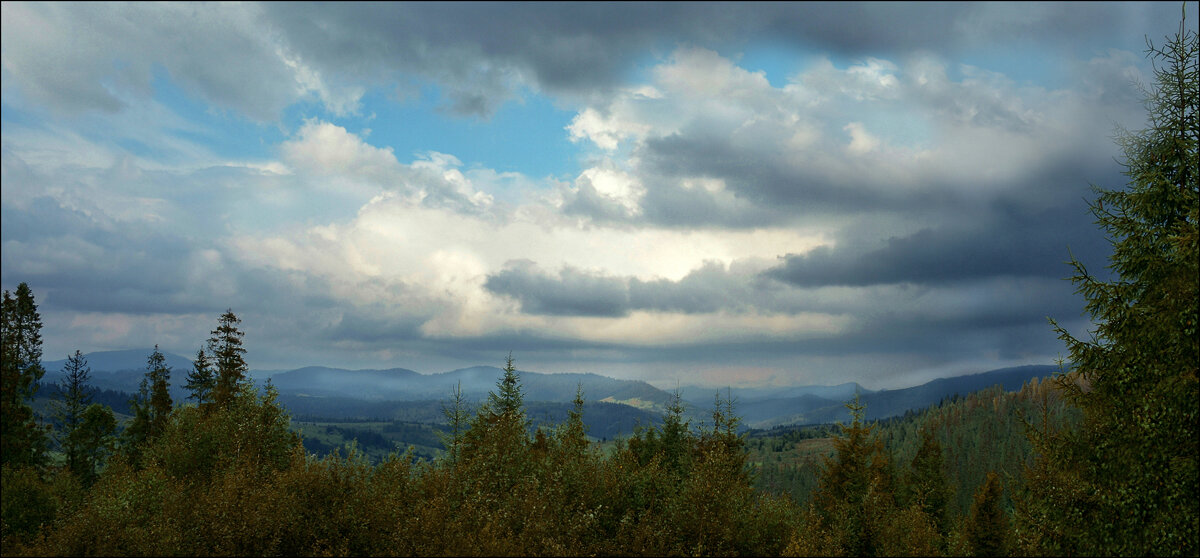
top-left (638, 133), bottom-right (896, 214)
top-left (260, 2), bottom-right (1181, 118)
top-left (3, 3), bottom-right (1180, 121)
top-left (766, 202), bottom-right (1111, 288)
top-left (484, 260), bottom-right (631, 317)
top-left (485, 260), bottom-right (778, 317)
top-left (327, 308), bottom-right (428, 344)
top-left (0, 193), bottom-right (346, 319)
top-left (0, 197), bottom-right (203, 314)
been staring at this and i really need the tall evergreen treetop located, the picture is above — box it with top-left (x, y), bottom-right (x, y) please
top-left (208, 309), bottom-right (248, 408)
top-left (487, 352), bottom-right (525, 420)
top-left (1031, 6), bottom-right (1198, 555)
top-left (146, 345), bottom-right (173, 437)
top-left (1, 282), bottom-right (48, 468)
top-left (52, 350), bottom-right (93, 477)
top-left (185, 347), bottom-right (214, 406)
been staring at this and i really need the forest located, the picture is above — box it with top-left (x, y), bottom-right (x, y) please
top-left (2, 11), bottom-right (1196, 558)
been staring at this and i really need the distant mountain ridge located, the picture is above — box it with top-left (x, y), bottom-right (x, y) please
top-left (38, 349), bottom-right (1061, 429)
top-left (271, 365), bottom-right (674, 410)
top-left (731, 365), bottom-right (1060, 428)
top-left (43, 349), bottom-right (195, 377)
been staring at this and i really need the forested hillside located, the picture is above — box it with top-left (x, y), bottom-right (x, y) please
top-left (750, 376), bottom-right (1083, 517)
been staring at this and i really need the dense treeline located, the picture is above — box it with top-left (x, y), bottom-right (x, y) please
top-left (2, 10), bottom-right (1195, 557)
top-left (750, 378), bottom-right (1082, 517)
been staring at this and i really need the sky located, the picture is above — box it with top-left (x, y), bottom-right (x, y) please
top-left (0, 2), bottom-right (1186, 390)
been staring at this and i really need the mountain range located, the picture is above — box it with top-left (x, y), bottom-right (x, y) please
top-left (41, 349), bottom-right (1059, 430)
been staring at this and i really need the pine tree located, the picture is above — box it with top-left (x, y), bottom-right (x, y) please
top-left (120, 346), bottom-right (176, 466)
top-left (659, 388), bottom-right (692, 475)
top-left (905, 427), bottom-right (953, 536)
top-left (556, 383), bottom-right (589, 459)
top-left (0, 283), bottom-right (48, 468)
top-left (121, 375), bottom-right (154, 466)
top-left (71, 403), bottom-right (116, 487)
top-left (1024, 7), bottom-right (1198, 555)
top-left (438, 380), bottom-right (470, 465)
top-left (964, 472), bottom-right (1010, 557)
top-left (51, 350), bottom-right (93, 478)
top-left (145, 345), bottom-right (173, 437)
top-left (804, 394), bottom-right (898, 556)
top-left (208, 309), bottom-right (248, 409)
top-left (488, 352), bottom-right (525, 420)
top-left (697, 389), bottom-right (748, 481)
top-left (185, 348), bottom-right (214, 406)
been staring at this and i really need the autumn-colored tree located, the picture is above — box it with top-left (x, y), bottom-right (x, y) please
top-left (904, 427), bottom-right (954, 536)
top-left (964, 472), bottom-right (1010, 557)
top-left (451, 354), bottom-right (535, 549)
top-left (789, 395), bottom-right (926, 556)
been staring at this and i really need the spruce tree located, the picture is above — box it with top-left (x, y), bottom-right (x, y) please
top-left (1024, 7), bottom-right (1198, 555)
top-left (557, 384), bottom-right (589, 459)
top-left (438, 380), bottom-right (470, 465)
top-left (72, 403), bottom-right (116, 487)
top-left (0, 283), bottom-right (48, 468)
top-left (905, 427), bottom-right (953, 536)
top-left (122, 346), bottom-right (174, 463)
top-left (185, 347), bottom-right (215, 406)
top-left (964, 472), bottom-right (1010, 557)
top-left (51, 350), bottom-right (93, 478)
top-left (488, 352), bottom-right (525, 420)
top-left (121, 376), bottom-right (153, 466)
top-left (208, 309), bottom-right (248, 408)
top-left (805, 395), bottom-right (899, 556)
top-left (659, 388), bottom-right (692, 475)
top-left (145, 345), bottom-right (173, 437)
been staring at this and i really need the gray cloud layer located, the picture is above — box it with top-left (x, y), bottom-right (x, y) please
top-left (766, 203), bottom-right (1112, 287)
top-left (3, 2), bottom-right (1181, 119)
top-left (2, 2), bottom-right (1179, 388)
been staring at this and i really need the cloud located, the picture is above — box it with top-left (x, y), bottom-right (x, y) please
top-left (3, 2), bottom-right (1179, 388)
top-left (486, 259), bottom-right (773, 318)
top-left (0, 2), bottom-right (358, 121)
top-left (485, 260), bottom-right (630, 317)
top-left (3, 3), bottom-right (1180, 124)
top-left (765, 204), bottom-right (1111, 287)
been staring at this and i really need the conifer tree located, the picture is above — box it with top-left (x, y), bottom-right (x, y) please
top-left (185, 347), bottom-right (215, 406)
top-left (145, 345), bottom-right (173, 437)
top-left (72, 403), bottom-right (116, 487)
top-left (438, 380), bottom-right (469, 465)
top-left (0, 283), bottom-right (48, 468)
top-left (488, 352), bottom-right (525, 420)
top-left (964, 472), bottom-right (1010, 557)
top-left (51, 350), bottom-right (93, 479)
top-left (804, 395), bottom-right (899, 556)
top-left (121, 377), bottom-right (153, 465)
top-left (122, 346), bottom-right (174, 463)
top-left (905, 427), bottom-right (953, 536)
top-left (557, 383), bottom-right (589, 458)
top-left (659, 388), bottom-right (692, 475)
top-left (1024, 7), bottom-right (1198, 555)
top-left (208, 309), bottom-right (248, 408)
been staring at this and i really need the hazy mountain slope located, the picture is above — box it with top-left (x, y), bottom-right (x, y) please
top-left (32, 349), bottom-right (1061, 432)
